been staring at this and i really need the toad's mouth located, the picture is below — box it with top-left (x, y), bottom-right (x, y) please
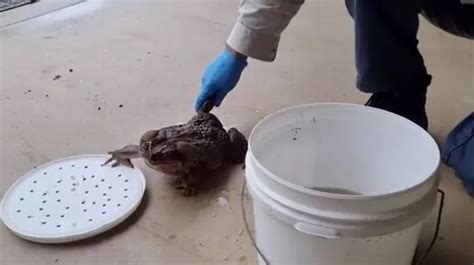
top-left (145, 160), bottom-right (186, 175)
top-left (147, 159), bottom-right (183, 166)
top-left (151, 160), bottom-right (176, 165)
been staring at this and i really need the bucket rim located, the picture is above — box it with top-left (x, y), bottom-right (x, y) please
top-left (247, 102), bottom-right (441, 200)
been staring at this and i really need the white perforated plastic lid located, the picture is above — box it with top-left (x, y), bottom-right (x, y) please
top-left (0, 154), bottom-right (146, 243)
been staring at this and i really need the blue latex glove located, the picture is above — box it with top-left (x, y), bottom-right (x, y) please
top-left (194, 48), bottom-right (247, 111)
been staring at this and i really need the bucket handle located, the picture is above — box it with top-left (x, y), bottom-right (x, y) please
top-left (241, 178), bottom-right (271, 265)
top-left (412, 189), bottom-right (445, 265)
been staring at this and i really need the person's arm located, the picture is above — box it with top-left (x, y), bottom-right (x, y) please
top-left (227, 0), bottom-right (305, 62)
top-left (194, 0), bottom-right (304, 110)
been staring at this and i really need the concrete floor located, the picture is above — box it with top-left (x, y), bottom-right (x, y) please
top-left (1, 0), bottom-right (473, 264)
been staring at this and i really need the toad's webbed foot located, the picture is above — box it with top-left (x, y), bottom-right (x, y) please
top-left (174, 175), bottom-right (197, 197)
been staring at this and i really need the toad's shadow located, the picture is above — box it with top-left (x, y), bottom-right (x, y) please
top-left (168, 163), bottom-right (244, 197)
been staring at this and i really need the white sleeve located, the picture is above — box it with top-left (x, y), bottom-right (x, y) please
top-left (227, 0), bottom-right (305, 62)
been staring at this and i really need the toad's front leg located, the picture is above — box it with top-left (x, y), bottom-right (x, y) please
top-left (105, 145), bottom-right (141, 168)
top-left (174, 174), bottom-right (197, 197)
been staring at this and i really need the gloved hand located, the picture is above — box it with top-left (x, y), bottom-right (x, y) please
top-left (194, 47), bottom-right (247, 111)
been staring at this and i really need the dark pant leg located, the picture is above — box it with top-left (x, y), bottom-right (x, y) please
top-left (345, 0), bottom-right (432, 93)
top-left (422, 0), bottom-right (474, 39)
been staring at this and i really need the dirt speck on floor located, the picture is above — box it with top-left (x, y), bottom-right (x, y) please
top-left (53, 75), bottom-right (61, 80)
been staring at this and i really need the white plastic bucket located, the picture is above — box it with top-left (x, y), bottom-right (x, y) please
top-left (245, 103), bottom-right (440, 265)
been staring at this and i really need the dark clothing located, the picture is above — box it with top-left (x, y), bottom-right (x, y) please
top-left (345, 0), bottom-right (474, 93)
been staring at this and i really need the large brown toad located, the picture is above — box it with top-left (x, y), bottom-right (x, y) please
top-left (105, 102), bottom-right (247, 196)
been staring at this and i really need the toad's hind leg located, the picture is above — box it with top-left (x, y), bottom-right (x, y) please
top-left (225, 128), bottom-right (248, 164)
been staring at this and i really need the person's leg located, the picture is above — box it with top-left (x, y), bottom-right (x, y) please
top-left (345, 0), bottom-right (431, 129)
top-left (422, 0), bottom-right (474, 39)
